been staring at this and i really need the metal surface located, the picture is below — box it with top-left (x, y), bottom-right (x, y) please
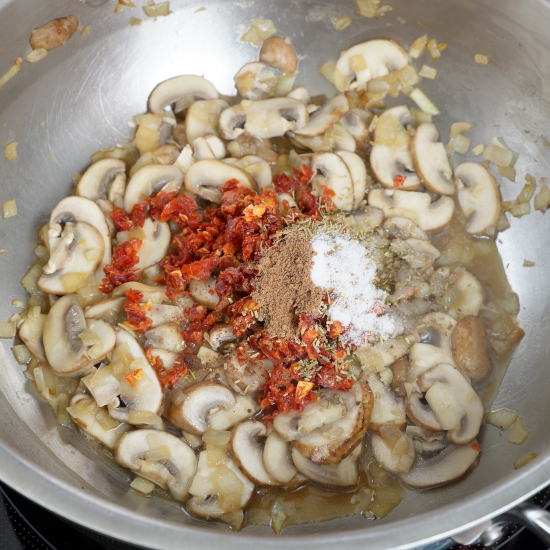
top-left (1, 0), bottom-right (550, 549)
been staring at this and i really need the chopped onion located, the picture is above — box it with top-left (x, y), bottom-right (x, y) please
top-left (523, 260), bottom-right (535, 267)
top-left (396, 65), bottom-right (418, 88)
top-left (496, 211), bottom-right (510, 232)
top-left (332, 16), bottom-right (351, 31)
top-left (0, 322), bottom-right (16, 338)
top-left (78, 329), bottom-right (101, 346)
top-left (0, 248), bottom-right (6, 254)
top-left (350, 54), bottom-right (367, 72)
top-left (4, 142), bottom-right (18, 160)
top-left (534, 184), bottom-right (550, 212)
top-left (128, 410), bottom-right (162, 425)
top-left (484, 143), bottom-right (513, 167)
top-left (130, 476), bottom-right (155, 494)
top-left (2, 199), bottom-right (17, 219)
top-left (509, 202), bottom-right (530, 218)
top-left (472, 144), bottom-right (485, 156)
top-left (355, 0), bottom-right (378, 18)
top-left (240, 19), bottom-right (276, 46)
top-left (418, 64), bottom-right (437, 79)
top-left (12, 345), bottom-right (32, 364)
top-left (475, 54), bottom-right (489, 65)
top-left (409, 35), bottom-right (428, 59)
top-left (450, 122), bottom-right (474, 138)
top-left (202, 430), bottom-right (231, 446)
top-left (448, 134), bottom-right (471, 155)
top-left (95, 409), bottom-right (120, 430)
top-left (485, 408), bottom-right (518, 430)
top-left (367, 78), bottom-right (390, 94)
top-left (514, 452), bottom-right (538, 469)
top-left (130, 17), bottom-right (142, 26)
top-left (56, 393), bottom-right (71, 426)
top-left (33, 244), bottom-right (50, 263)
top-left (427, 38), bottom-right (446, 60)
top-left (517, 183), bottom-right (536, 204)
top-left (33, 367), bottom-right (46, 392)
top-left (0, 63), bottom-right (21, 90)
top-left (61, 272), bottom-right (90, 294)
top-left (319, 62), bottom-right (350, 91)
top-left (409, 88), bottom-right (440, 115)
top-left (80, 26), bottom-right (91, 37)
top-left (274, 74), bottom-right (296, 97)
top-left (134, 125), bottom-right (160, 155)
top-left (508, 417), bottom-right (530, 444)
top-left (142, 1), bottom-right (170, 17)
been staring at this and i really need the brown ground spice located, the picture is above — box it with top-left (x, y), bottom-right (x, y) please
top-left (251, 231), bottom-right (324, 339)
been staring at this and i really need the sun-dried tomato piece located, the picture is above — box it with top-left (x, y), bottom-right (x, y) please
top-left (273, 164), bottom-right (313, 194)
top-left (297, 187), bottom-right (321, 217)
top-left (393, 174), bottom-right (406, 188)
top-left (184, 303), bottom-right (208, 321)
top-left (100, 239), bottom-right (143, 294)
top-left (146, 345), bottom-right (187, 388)
top-left (180, 256), bottom-right (222, 281)
top-left (317, 365), bottom-right (354, 391)
top-left (111, 204), bottom-right (147, 232)
top-left (146, 191), bottom-right (199, 225)
top-left (124, 289), bottom-right (152, 333)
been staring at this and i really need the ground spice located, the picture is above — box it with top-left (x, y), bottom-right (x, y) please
top-left (252, 231), bottom-right (324, 339)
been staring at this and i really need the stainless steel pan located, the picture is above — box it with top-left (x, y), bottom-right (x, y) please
top-left (1, 0), bottom-right (550, 548)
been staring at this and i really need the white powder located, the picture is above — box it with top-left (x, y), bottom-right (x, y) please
top-left (310, 231), bottom-right (399, 346)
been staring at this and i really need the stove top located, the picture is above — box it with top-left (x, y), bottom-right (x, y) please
top-left (0, 482), bottom-right (547, 550)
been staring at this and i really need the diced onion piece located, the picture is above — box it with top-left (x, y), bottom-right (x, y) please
top-left (508, 417), bottom-right (530, 444)
top-left (472, 144), bottom-right (485, 156)
top-left (0, 63), bottom-right (21, 90)
top-left (523, 260), bottom-right (535, 267)
top-left (484, 143), bottom-right (514, 167)
top-left (409, 88), bottom-right (439, 115)
top-left (61, 272), bottom-right (90, 294)
top-left (80, 26), bottom-right (91, 37)
top-left (76, 285), bottom-right (103, 308)
top-left (350, 54), bottom-right (367, 72)
top-left (0, 322), bottom-right (16, 338)
top-left (485, 408), bottom-right (518, 430)
top-left (4, 142), bottom-right (18, 160)
top-left (78, 329), bottom-right (101, 346)
top-left (418, 64), bottom-right (437, 79)
top-left (448, 134), bottom-right (471, 155)
top-left (514, 452), bottom-right (538, 469)
top-left (128, 410), bottom-right (162, 425)
top-left (134, 125), bottom-right (160, 155)
top-left (367, 78), bottom-right (390, 94)
top-left (355, 0), bottom-right (378, 18)
top-left (0, 248), bottom-right (6, 254)
top-left (240, 19), bottom-right (276, 46)
top-left (332, 16), bottom-right (351, 31)
top-left (426, 38), bottom-right (446, 60)
top-left (319, 62), bottom-right (351, 91)
top-left (130, 476), bottom-right (155, 494)
top-left (203, 430), bottom-right (232, 446)
top-left (396, 65), bottom-right (418, 88)
top-left (534, 184), bottom-right (550, 212)
top-left (33, 367), bottom-right (46, 392)
top-left (509, 202), bottom-right (530, 218)
top-left (130, 17), bottom-right (142, 26)
top-left (56, 393), bottom-right (71, 426)
top-left (450, 122), bottom-right (474, 138)
top-left (410, 109), bottom-right (432, 127)
top-left (495, 211), bottom-right (510, 232)
top-left (12, 345), bottom-right (32, 364)
top-left (274, 74), bottom-right (296, 97)
top-left (256, 145), bottom-right (278, 163)
top-left (33, 244), bottom-right (49, 263)
top-left (142, 1), bottom-right (170, 17)
top-left (409, 35), bottom-right (428, 59)
top-left (475, 54), bottom-right (489, 65)
top-left (95, 409), bottom-right (120, 430)
top-left (517, 183), bottom-right (536, 204)
top-left (2, 198), bottom-right (18, 219)
top-left (374, 115), bottom-right (410, 147)
top-left (12, 299), bottom-right (25, 309)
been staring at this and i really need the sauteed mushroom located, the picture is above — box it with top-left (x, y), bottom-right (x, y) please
top-left (259, 36), bottom-right (298, 74)
top-left (76, 158), bottom-right (127, 207)
top-left (124, 165), bottom-right (184, 211)
top-left (148, 75), bottom-right (219, 114)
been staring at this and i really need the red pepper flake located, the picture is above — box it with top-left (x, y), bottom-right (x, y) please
top-left (123, 289), bottom-right (152, 333)
top-left (393, 174), bottom-right (406, 188)
top-left (124, 368), bottom-right (143, 387)
top-left (317, 365), bottom-right (354, 391)
top-left (99, 238), bottom-right (143, 294)
top-left (471, 443), bottom-right (482, 452)
top-left (146, 345), bottom-right (187, 388)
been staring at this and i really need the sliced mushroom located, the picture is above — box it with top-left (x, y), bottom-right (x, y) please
top-left (184, 159), bottom-right (257, 204)
top-left (417, 363), bottom-right (484, 445)
top-left (293, 383), bottom-right (373, 465)
top-left (207, 324), bottom-right (236, 350)
top-left (146, 304), bottom-right (186, 329)
top-left (38, 222), bottom-right (104, 295)
top-left (124, 164), bottom-right (184, 212)
top-left (406, 425), bottom-right (447, 454)
top-left (368, 189), bottom-right (455, 232)
top-left (219, 98), bottom-right (308, 140)
top-left (150, 348), bottom-right (178, 370)
top-left (390, 238), bottom-right (440, 271)
top-left (234, 62), bottom-right (277, 100)
top-left (96, 199), bottom-right (117, 238)
top-left (168, 381), bottom-right (236, 435)
top-left (185, 99), bottom-right (229, 143)
top-left (148, 75), bottom-right (219, 114)
top-left (370, 145), bottom-right (421, 190)
top-left (288, 123), bottom-right (357, 153)
top-left (69, 394), bottom-right (132, 450)
top-left (368, 373), bottom-right (406, 432)
top-left (286, 86), bottom-right (310, 104)
top-left (224, 346), bottom-right (273, 395)
top-left (451, 316), bottom-right (492, 382)
top-left (145, 322), bottom-right (185, 353)
top-left (115, 429), bottom-right (197, 501)
top-left (354, 337), bottom-right (410, 375)
top-left (310, 151), bottom-right (354, 211)
top-left (400, 441), bottom-right (480, 488)
top-left (455, 162), bottom-right (501, 236)
top-left (188, 277), bottom-right (219, 309)
top-left (49, 196), bottom-right (111, 275)
top-left (335, 39), bottom-right (409, 92)
top-left (371, 432), bottom-right (415, 475)
top-left (224, 155), bottom-right (273, 191)
top-left (294, 95), bottom-right (349, 137)
top-left (108, 330), bottom-right (164, 423)
top-left (76, 159), bottom-right (127, 207)
top-left (336, 151), bottom-right (367, 209)
top-left (410, 123), bottom-right (454, 195)
top-left (432, 267), bottom-right (484, 320)
top-left (208, 395), bottom-right (259, 431)
top-left (263, 431), bottom-right (297, 483)
top-left (340, 108), bottom-right (370, 141)
top-left (259, 36), bottom-right (298, 74)
top-left (43, 294), bottom-right (113, 376)
top-left (231, 421), bottom-right (282, 486)
top-left (116, 218), bottom-right (170, 271)
top-left (352, 206), bottom-right (385, 230)
top-left (188, 449), bottom-right (254, 518)
top-left (112, 282), bottom-right (166, 303)
top-left (291, 444), bottom-right (362, 488)
top-left (383, 216), bottom-right (428, 240)
top-left (19, 311), bottom-right (47, 362)
top-left (405, 392), bottom-right (443, 431)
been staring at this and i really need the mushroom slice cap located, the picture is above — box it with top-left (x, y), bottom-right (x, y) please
top-left (207, 324), bottom-right (235, 350)
top-left (124, 164), bottom-right (184, 212)
top-left (335, 39), bottom-right (409, 92)
top-left (368, 189), bottom-right (455, 232)
top-left (146, 304), bottom-right (186, 329)
top-left (340, 108), bottom-right (370, 140)
top-left (234, 62), bottom-right (277, 101)
top-left (311, 151), bottom-right (354, 212)
top-left (410, 123), bottom-right (454, 195)
top-left (259, 36), bottom-right (298, 74)
top-left (263, 431), bottom-right (298, 483)
top-left (208, 395), bottom-right (259, 431)
top-left (224, 347), bottom-right (273, 395)
top-left (49, 196), bottom-right (111, 273)
top-left (368, 373), bottom-right (406, 432)
top-left (224, 155), bottom-right (273, 191)
top-left (405, 392), bottom-right (443, 431)
top-left (231, 421), bottom-right (282, 486)
top-left (455, 162), bottom-right (501, 236)
top-left (148, 75), bottom-right (219, 114)
top-left (85, 318), bottom-right (117, 361)
top-left (168, 381), bottom-right (236, 435)
top-left (337, 151), bottom-right (368, 209)
top-left (371, 432), bottom-right (415, 475)
top-left (383, 216), bottom-right (428, 240)
top-left (145, 322), bottom-right (185, 353)
top-left (448, 270), bottom-right (484, 320)
top-left (294, 94), bottom-right (349, 137)
top-left (291, 444), bottom-right (362, 488)
top-left (76, 158), bottom-right (126, 203)
top-left (185, 99), bottom-right (229, 143)
top-left (390, 238), bottom-right (440, 271)
top-left (218, 98), bottom-right (308, 140)
top-left (43, 294), bottom-right (93, 376)
top-left (184, 159), bottom-right (257, 204)
top-left (370, 145), bottom-right (421, 190)
top-left (115, 429), bottom-right (198, 501)
top-left (401, 440), bottom-right (480, 488)
top-left (19, 313), bottom-right (47, 362)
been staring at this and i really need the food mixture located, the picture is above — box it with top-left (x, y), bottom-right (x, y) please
top-left (3, 25), bottom-right (527, 533)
